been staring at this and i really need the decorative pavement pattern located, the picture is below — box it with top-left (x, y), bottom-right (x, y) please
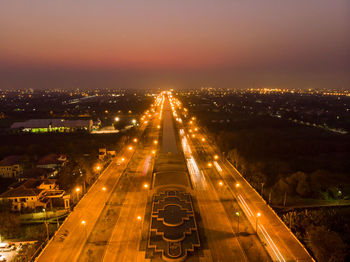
top-left (148, 190), bottom-right (200, 261)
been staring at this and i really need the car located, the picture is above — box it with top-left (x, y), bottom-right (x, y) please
top-left (0, 254), bottom-right (7, 261)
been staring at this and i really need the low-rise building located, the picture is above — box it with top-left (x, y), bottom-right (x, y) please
top-left (19, 167), bottom-right (57, 181)
top-left (0, 179), bottom-right (69, 211)
top-left (0, 155), bottom-right (23, 178)
top-left (37, 154), bottom-right (67, 170)
top-left (11, 119), bottom-right (93, 133)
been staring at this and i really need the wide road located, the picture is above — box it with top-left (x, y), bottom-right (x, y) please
top-left (172, 94), bottom-right (314, 262)
top-left (36, 100), bottom-right (162, 262)
top-left (175, 99), bottom-right (270, 261)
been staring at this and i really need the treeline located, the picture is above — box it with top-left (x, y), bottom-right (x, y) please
top-left (212, 127), bottom-right (350, 204)
top-left (0, 132), bottom-right (125, 160)
top-left (281, 208), bottom-right (350, 261)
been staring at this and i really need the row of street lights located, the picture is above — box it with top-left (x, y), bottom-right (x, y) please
top-left (78, 98), bottom-right (165, 242)
top-left (179, 103), bottom-right (264, 237)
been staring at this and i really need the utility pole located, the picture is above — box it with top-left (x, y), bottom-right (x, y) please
top-left (283, 191), bottom-right (287, 207)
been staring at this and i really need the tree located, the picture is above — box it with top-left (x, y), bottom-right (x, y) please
top-left (307, 226), bottom-right (347, 262)
top-left (0, 211), bottom-right (20, 238)
top-left (294, 172), bottom-right (310, 197)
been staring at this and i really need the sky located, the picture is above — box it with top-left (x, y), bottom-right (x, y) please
top-left (0, 0), bottom-right (349, 90)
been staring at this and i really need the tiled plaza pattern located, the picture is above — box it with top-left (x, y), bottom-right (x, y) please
top-left (148, 190), bottom-right (200, 261)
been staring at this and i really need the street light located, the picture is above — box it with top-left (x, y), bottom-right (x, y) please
top-left (218, 181), bottom-right (223, 187)
top-left (137, 216), bottom-right (142, 221)
top-left (132, 119), bottom-right (137, 124)
top-left (102, 187), bottom-right (107, 191)
top-left (256, 212), bottom-right (261, 233)
top-left (75, 187), bottom-right (81, 202)
top-left (235, 211), bottom-right (240, 236)
top-left (95, 165), bottom-right (101, 171)
top-left (214, 155), bottom-right (219, 160)
top-left (236, 183), bottom-right (240, 188)
top-left (201, 138), bottom-right (205, 142)
top-left (143, 183), bottom-right (149, 189)
top-left (114, 117), bottom-right (120, 122)
top-left (128, 146), bottom-right (133, 151)
top-left (81, 220), bottom-right (87, 239)
top-left (43, 208), bottom-right (49, 240)
top-left (207, 162), bottom-right (212, 167)
top-left (151, 150), bottom-right (156, 155)
top-left (153, 140), bottom-right (158, 145)
top-left (133, 138), bottom-right (138, 143)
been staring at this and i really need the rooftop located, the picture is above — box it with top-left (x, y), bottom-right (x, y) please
top-left (11, 119), bottom-right (92, 129)
top-left (0, 155), bottom-right (23, 166)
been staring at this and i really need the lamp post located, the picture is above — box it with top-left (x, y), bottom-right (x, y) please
top-left (43, 208), bottom-right (49, 241)
top-left (256, 212), bottom-right (261, 233)
top-left (81, 220), bottom-right (87, 240)
top-left (75, 187), bottom-right (80, 203)
top-left (235, 211), bottom-right (240, 237)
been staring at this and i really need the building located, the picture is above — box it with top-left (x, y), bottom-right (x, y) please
top-left (37, 154), bottom-right (67, 170)
top-left (0, 155), bottom-right (23, 178)
top-left (0, 179), bottom-right (69, 211)
top-left (11, 119), bottom-right (93, 133)
top-left (19, 167), bottom-right (57, 181)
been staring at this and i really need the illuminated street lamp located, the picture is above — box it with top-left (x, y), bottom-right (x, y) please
top-left (256, 212), bottom-right (261, 232)
top-left (95, 165), bottom-right (101, 171)
top-left (218, 181), bottom-right (223, 187)
top-left (236, 211), bottom-right (240, 236)
top-left (114, 117), bottom-right (120, 122)
top-left (207, 162), bottom-right (212, 167)
top-left (75, 187), bottom-right (81, 202)
top-left (214, 155), bottom-right (219, 160)
top-left (128, 146), bottom-right (133, 151)
top-left (102, 187), bottom-right (107, 191)
top-left (201, 138), bottom-right (206, 142)
top-left (137, 216), bottom-right (142, 221)
top-left (151, 150), bottom-right (156, 155)
top-left (121, 157), bottom-right (125, 162)
top-left (153, 140), bottom-right (158, 145)
top-left (143, 183), bottom-right (149, 189)
top-left (81, 220), bottom-right (87, 239)
top-left (157, 125), bottom-right (161, 129)
top-left (236, 183), bottom-right (240, 188)
top-left (131, 119), bottom-right (137, 125)
top-left (133, 138), bottom-right (138, 143)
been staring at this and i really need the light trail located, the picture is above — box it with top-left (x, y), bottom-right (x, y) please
top-left (179, 129), bottom-right (184, 136)
top-left (213, 161), bottom-right (222, 172)
top-left (181, 136), bottom-right (192, 156)
top-left (259, 224), bottom-right (286, 262)
top-left (237, 194), bottom-right (254, 217)
top-left (143, 156), bottom-right (151, 176)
